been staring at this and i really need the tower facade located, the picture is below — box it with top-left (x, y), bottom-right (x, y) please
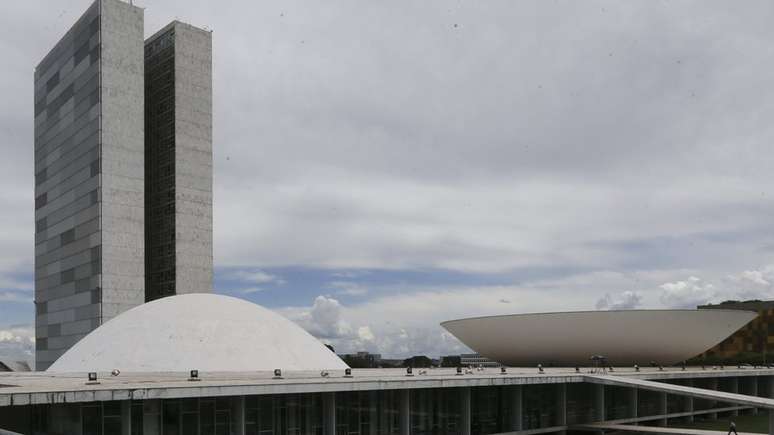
top-left (35, 0), bottom-right (214, 370)
top-left (34, 0), bottom-right (145, 370)
top-left (144, 21), bottom-right (213, 302)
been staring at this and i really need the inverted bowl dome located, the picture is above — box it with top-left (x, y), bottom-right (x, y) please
top-left (48, 294), bottom-right (348, 372)
top-left (441, 309), bottom-right (756, 366)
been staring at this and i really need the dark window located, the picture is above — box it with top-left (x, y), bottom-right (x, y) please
top-left (60, 229), bottom-right (75, 245)
top-left (36, 338), bottom-right (48, 351)
top-left (89, 16), bottom-right (100, 35)
top-left (61, 268), bottom-right (75, 283)
top-left (46, 71), bottom-right (60, 93)
top-left (90, 159), bottom-right (100, 177)
top-left (48, 323), bottom-right (61, 337)
top-left (90, 190), bottom-right (98, 205)
top-left (35, 193), bottom-right (47, 209)
top-left (74, 41), bottom-right (90, 65)
top-left (35, 168), bottom-right (47, 185)
top-left (36, 218), bottom-right (47, 233)
top-left (91, 245), bottom-right (101, 262)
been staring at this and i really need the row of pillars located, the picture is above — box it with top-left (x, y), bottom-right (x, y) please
top-left (593, 376), bottom-right (774, 430)
top-left (114, 376), bottom-right (774, 435)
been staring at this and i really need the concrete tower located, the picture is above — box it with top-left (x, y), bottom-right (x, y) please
top-left (144, 21), bottom-right (213, 302)
top-left (34, 0), bottom-right (145, 370)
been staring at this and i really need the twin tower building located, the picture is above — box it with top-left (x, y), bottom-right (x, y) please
top-left (34, 0), bottom-right (213, 369)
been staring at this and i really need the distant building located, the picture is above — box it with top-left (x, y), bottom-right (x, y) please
top-left (440, 354), bottom-right (461, 367)
top-left (697, 300), bottom-right (774, 363)
top-left (338, 351), bottom-right (382, 368)
top-left (460, 353), bottom-right (501, 368)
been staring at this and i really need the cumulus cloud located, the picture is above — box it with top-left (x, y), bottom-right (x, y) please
top-left (0, 325), bottom-right (34, 367)
top-left (290, 295), bottom-right (353, 340)
top-left (595, 291), bottom-right (642, 310)
top-left (659, 276), bottom-right (716, 308)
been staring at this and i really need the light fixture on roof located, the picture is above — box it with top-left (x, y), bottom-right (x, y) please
top-left (406, 367), bottom-right (414, 377)
top-left (418, 369), bottom-right (427, 375)
top-left (575, 366), bottom-right (580, 373)
top-left (86, 372), bottom-right (99, 385)
top-left (681, 362), bottom-right (686, 371)
top-left (634, 364), bottom-right (639, 372)
top-left (500, 367), bottom-right (507, 375)
top-left (320, 370), bottom-right (330, 378)
top-left (111, 369), bottom-right (120, 377)
top-left (658, 365), bottom-right (664, 371)
top-left (344, 368), bottom-right (352, 378)
top-left (273, 369), bottom-right (282, 379)
top-left (537, 364), bottom-right (544, 374)
top-left (189, 370), bottom-right (200, 381)
top-left (456, 366), bottom-right (463, 376)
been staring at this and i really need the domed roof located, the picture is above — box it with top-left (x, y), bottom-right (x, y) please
top-left (48, 294), bottom-right (348, 372)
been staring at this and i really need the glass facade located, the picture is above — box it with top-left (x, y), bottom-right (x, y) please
top-left (34, 0), bottom-right (103, 371)
top-left (1, 377), bottom-right (757, 435)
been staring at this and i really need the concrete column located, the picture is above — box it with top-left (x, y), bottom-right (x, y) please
top-left (595, 384), bottom-right (605, 421)
top-left (556, 384), bottom-right (567, 435)
top-left (686, 380), bottom-right (695, 423)
top-left (751, 377), bottom-right (759, 415)
top-left (323, 392), bottom-right (336, 435)
top-left (232, 396), bottom-right (245, 435)
top-left (731, 378), bottom-right (740, 417)
top-left (657, 392), bottom-right (668, 427)
top-left (399, 390), bottom-right (410, 435)
top-left (629, 388), bottom-right (638, 419)
top-left (121, 400), bottom-right (131, 435)
top-left (460, 387), bottom-right (471, 435)
top-left (369, 391), bottom-right (378, 435)
top-left (510, 385), bottom-right (523, 431)
top-left (708, 378), bottom-right (719, 420)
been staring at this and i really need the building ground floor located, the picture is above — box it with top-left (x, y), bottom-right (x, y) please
top-left (1, 368), bottom-right (773, 435)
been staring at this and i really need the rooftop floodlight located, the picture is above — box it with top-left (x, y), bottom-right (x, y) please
top-left (406, 367), bottom-right (414, 377)
top-left (634, 364), bottom-right (640, 372)
top-left (273, 369), bottom-right (282, 379)
top-left (650, 361), bottom-right (657, 368)
top-left (720, 364), bottom-right (724, 370)
top-left (189, 370), bottom-right (200, 381)
top-left (456, 366), bottom-right (463, 376)
top-left (111, 369), bottom-right (120, 377)
top-left (500, 367), bottom-right (507, 375)
top-left (320, 370), bottom-right (330, 378)
top-left (344, 368), bottom-right (353, 378)
top-left (658, 365), bottom-right (664, 371)
top-left (608, 366), bottom-right (614, 372)
top-left (575, 366), bottom-right (580, 373)
top-left (86, 372), bottom-right (99, 384)
top-left (681, 361), bottom-right (686, 371)
top-left (537, 364), bottom-right (544, 374)
top-left (418, 369), bottom-right (427, 376)
top-left (701, 365), bottom-right (706, 370)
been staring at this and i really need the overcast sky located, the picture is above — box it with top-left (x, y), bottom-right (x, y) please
top-left (2, 0), bottom-right (774, 363)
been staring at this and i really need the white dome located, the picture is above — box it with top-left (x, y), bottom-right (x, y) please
top-left (48, 294), bottom-right (348, 372)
